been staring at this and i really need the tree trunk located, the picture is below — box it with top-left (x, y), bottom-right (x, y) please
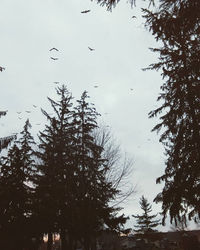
top-left (84, 237), bottom-right (91, 250)
top-left (60, 228), bottom-right (68, 250)
top-left (47, 231), bottom-right (53, 250)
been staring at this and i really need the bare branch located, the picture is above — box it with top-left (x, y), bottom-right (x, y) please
top-left (92, 124), bottom-right (136, 206)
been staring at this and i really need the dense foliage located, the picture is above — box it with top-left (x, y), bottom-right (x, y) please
top-left (142, 0), bottom-right (200, 225)
top-left (0, 120), bottom-right (36, 250)
top-left (0, 86), bottom-right (129, 250)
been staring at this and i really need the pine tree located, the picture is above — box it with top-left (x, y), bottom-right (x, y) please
top-left (132, 196), bottom-right (160, 234)
top-left (0, 119), bottom-right (36, 250)
top-left (89, 0), bottom-right (200, 225)
top-left (72, 91), bottom-right (128, 250)
top-left (35, 85), bottom-right (75, 250)
top-left (141, 1), bottom-right (200, 225)
top-left (34, 87), bottom-right (128, 250)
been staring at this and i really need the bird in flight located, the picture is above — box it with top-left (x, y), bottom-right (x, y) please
top-left (81, 10), bottom-right (91, 14)
top-left (94, 85), bottom-right (98, 88)
top-left (26, 111), bottom-right (31, 113)
top-left (132, 15), bottom-right (137, 19)
top-left (51, 57), bottom-right (58, 60)
top-left (130, 88), bottom-right (133, 91)
top-left (18, 117), bottom-right (22, 120)
top-left (88, 47), bottom-right (95, 51)
top-left (50, 47), bottom-right (59, 52)
top-left (33, 105), bottom-right (37, 108)
top-left (54, 82), bottom-right (59, 84)
top-left (0, 66), bottom-right (5, 72)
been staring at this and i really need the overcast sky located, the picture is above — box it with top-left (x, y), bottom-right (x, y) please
top-left (1, 0), bottom-right (194, 232)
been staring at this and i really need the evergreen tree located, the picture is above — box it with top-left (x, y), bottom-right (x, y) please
top-left (35, 86), bottom-right (128, 250)
top-left (0, 119), bottom-right (36, 250)
top-left (35, 85), bottom-right (75, 250)
top-left (72, 91), bottom-right (128, 250)
top-left (142, 1), bottom-right (200, 225)
top-left (89, 0), bottom-right (200, 225)
top-left (132, 196), bottom-right (160, 234)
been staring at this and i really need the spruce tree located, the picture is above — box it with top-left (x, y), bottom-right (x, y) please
top-left (0, 119), bottom-right (36, 250)
top-left (141, 1), bottom-right (200, 225)
top-left (89, 0), bottom-right (200, 225)
top-left (72, 91), bottom-right (128, 250)
top-left (34, 87), bottom-right (129, 250)
top-left (35, 85), bottom-right (75, 250)
top-left (132, 196), bottom-right (160, 234)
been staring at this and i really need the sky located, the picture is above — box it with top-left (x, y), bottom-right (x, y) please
top-left (0, 0), bottom-right (194, 232)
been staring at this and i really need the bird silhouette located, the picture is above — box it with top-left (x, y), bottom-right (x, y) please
top-left (18, 117), bottom-right (22, 120)
top-left (132, 15), bottom-right (137, 19)
top-left (81, 10), bottom-right (91, 14)
top-left (94, 85), bottom-right (98, 88)
top-left (51, 57), bottom-right (58, 60)
top-left (54, 82), bottom-right (59, 84)
top-left (130, 88), bottom-right (133, 91)
top-left (88, 47), bottom-right (95, 51)
top-left (33, 105), bottom-right (37, 108)
top-left (50, 47), bottom-right (59, 51)
top-left (26, 111), bottom-right (31, 113)
top-left (0, 67), bottom-right (5, 72)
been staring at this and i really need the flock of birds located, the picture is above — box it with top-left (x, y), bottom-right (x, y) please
top-left (1, 8), bottom-right (137, 130)
top-left (49, 43), bottom-right (133, 91)
top-left (15, 105), bottom-right (41, 125)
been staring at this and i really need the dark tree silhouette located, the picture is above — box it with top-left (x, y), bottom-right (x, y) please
top-left (141, 1), bottom-right (200, 225)
top-left (34, 86), bottom-right (128, 250)
top-left (90, 0), bottom-right (200, 226)
top-left (89, 0), bottom-right (200, 220)
top-left (71, 91), bottom-right (128, 250)
top-left (35, 85), bottom-right (75, 250)
top-left (132, 196), bottom-right (160, 234)
top-left (0, 119), bottom-right (36, 250)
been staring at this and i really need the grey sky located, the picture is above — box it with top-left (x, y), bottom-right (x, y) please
top-left (0, 0), bottom-right (188, 231)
